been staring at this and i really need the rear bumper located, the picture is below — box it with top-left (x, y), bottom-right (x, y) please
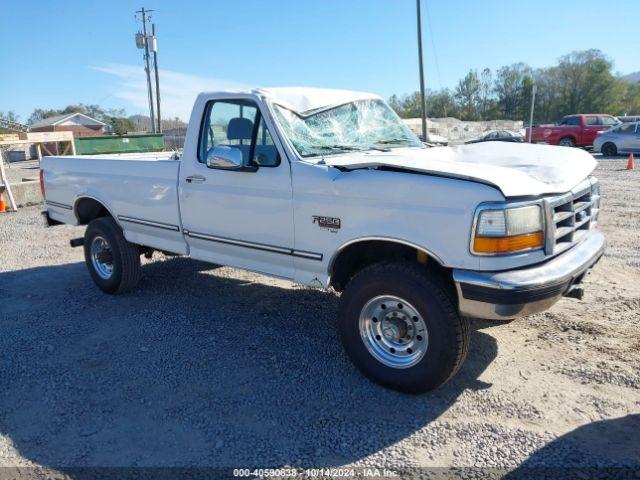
top-left (453, 231), bottom-right (605, 320)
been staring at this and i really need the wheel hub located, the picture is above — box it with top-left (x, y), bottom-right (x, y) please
top-left (359, 295), bottom-right (428, 369)
top-left (90, 235), bottom-right (114, 280)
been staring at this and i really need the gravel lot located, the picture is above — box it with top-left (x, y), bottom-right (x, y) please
top-left (0, 157), bottom-right (638, 477)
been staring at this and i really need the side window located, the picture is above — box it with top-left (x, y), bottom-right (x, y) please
top-left (585, 116), bottom-right (598, 126)
top-left (560, 116), bottom-right (580, 126)
top-left (252, 117), bottom-right (279, 167)
top-left (618, 123), bottom-right (636, 135)
top-left (198, 99), bottom-right (280, 168)
top-left (600, 116), bottom-right (619, 126)
top-left (198, 99), bottom-right (258, 165)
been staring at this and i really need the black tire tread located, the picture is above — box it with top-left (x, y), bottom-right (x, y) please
top-left (602, 142), bottom-right (617, 156)
top-left (338, 260), bottom-right (470, 392)
top-left (85, 217), bottom-right (141, 294)
top-left (559, 136), bottom-right (576, 147)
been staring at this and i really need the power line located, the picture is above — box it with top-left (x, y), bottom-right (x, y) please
top-left (423, 0), bottom-right (442, 91)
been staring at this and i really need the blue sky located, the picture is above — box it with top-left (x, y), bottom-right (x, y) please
top-left (1, 0), bottom-right (637, 121)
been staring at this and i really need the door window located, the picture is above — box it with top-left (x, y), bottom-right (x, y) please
top-left (198, 99), bottom-right (280, 168)
top-left (252, 117), bottom-right (279, 167)
top-left (599, 116), bottom-right (620, 126)
top-left (617, 123), bottom-right (636, 135)
top-left (585, 116), bottom-right (598, 126)
top-left (560, 116), bottom-right (580, 126)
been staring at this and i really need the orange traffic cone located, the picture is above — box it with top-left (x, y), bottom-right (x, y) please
top-left (627, 153), bottom-right (635, 170)
top-left (0, 192), bottom-right (6, 213)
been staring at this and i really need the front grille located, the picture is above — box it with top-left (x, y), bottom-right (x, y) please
top-left (546, 178), bottom-right (600, 255)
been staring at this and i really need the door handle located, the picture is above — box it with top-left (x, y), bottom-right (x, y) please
top-left (185, 175), bottom-right (206, 184)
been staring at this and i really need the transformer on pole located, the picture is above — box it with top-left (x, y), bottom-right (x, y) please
top-left (135, 7), bottom-right (160, 134)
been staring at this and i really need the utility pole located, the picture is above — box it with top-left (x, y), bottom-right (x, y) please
top-left (528, 84), bottom-right (537, 143)
top-left (135, 7), bottom-right (156, 133)
top-left (152, 23), bottom-right (162, 133)
top-left (416, 0), bottom-right (427, 142)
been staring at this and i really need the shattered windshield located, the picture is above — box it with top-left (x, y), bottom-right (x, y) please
top-left (273, 99), bottom-right (422, 158)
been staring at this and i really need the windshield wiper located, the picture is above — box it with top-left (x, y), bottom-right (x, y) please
top-left (377, 138), bottom-right (410, 145)
top-left (311, 144), bottom-right (364, 152)
top-left (309, 144), bottom-right (391, 155)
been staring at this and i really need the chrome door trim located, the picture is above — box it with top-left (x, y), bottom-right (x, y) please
top-left (117, 215), bottom-right (180, 232)
top-left (46, 200), bottom-right (73, 210)
top-left (184, 230), bottom-right (323, 261)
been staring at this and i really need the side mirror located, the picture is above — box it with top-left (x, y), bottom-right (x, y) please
top-left (206, 146), bottom-right (243, 169)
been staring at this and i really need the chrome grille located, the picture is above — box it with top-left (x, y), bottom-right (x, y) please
top-left (545, 178), bottom-right (600, 255)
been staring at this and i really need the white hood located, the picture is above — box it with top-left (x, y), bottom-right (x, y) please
top-left (323, 142), bottom-right (597, 198)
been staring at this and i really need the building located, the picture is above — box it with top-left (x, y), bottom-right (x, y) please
top-left (30, 113), bottom-right (106, 137)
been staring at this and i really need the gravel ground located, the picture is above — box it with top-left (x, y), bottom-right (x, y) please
top-left (0, 157), bottom-right (638, 477)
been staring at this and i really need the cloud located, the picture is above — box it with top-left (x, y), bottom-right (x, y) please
top-left (92, 64), bottom-right (246, 120)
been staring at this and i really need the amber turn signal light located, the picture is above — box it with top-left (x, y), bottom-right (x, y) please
top-left (473, 231), bottom-right (544, 254)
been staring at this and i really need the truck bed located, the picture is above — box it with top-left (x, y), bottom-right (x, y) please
top-left (41, 152), bottom-right (187, 255)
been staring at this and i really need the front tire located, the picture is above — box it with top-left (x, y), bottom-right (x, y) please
top-left (601, 142), bottom-right (618, 156)
top-left (338, 261), bottom-right (469, 393)
top-left (83, 217), bottom-right (142, 294)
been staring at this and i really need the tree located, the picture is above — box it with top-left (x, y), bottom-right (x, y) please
top-left (109, 117), bottom-right (136, 135)
top-left (425, 89), bottom-right (459, 118)
top-left (494, 63), bottom-right (532, 120)
top-left (28, 108), bottom-right (62, 125)
top-left (618, 82), bottom-right (640, 116)
top-left (390, 49), bottom-right (634, 124)
top-left (478, 68), bottom-right (498, 120)
top-left (455, 70), bottom-right (482, 120)
top-left (388, 94), bottom-right (403, 115)
top-left (0, 110), bottom-right (20, 122)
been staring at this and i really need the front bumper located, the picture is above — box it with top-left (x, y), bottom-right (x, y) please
top-left (453, 231), bottom-right (605, 320)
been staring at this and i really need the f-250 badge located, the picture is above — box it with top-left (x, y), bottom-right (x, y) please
top-left (312, 215), bottom-right (341, 232)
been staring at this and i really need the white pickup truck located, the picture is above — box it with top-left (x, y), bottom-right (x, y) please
top-left (41, 87), bottom-right (605, 393)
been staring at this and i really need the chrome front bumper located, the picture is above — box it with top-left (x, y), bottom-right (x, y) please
top-left (453, 231), bottom-right (606, 320)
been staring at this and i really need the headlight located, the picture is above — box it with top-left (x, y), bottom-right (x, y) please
top-left (473, 205), bottom-right (544, 255)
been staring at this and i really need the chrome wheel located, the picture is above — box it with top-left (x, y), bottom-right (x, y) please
top-left (359, 295), bottom-right (428, 369)
top-left (90, 235), bottom-right (114, 280)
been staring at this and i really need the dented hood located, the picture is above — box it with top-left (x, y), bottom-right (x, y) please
top-left (323, 142), bottom-right (597, 198)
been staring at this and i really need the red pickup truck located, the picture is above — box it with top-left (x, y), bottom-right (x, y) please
top-left (525, 114), bottom-right (620, 147)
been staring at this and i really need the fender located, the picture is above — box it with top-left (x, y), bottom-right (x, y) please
top-left (73, 194), bottom-right (122, 228)
top-left (327, 235), bottom-right (446, 285)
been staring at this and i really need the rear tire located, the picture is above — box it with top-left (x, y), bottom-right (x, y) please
top-left (337, 261), bottom-right (469, 393)
top-left (601, 142), bottom-right (618, 156)
top-left (83, 217), bottom-right (141, 294)
top-left (558, 137), bottom-right (576, 148)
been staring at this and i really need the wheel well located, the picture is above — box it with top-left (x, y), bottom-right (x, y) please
top-left (329, 240), bottom-right (454, 295)
top-left (559, 136), bottom-right (576, 143)
top-left (75, 197), bottom-right (112, 225)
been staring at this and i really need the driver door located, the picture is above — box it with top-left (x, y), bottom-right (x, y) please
top-left (178, 98), bottom-right (295, 279)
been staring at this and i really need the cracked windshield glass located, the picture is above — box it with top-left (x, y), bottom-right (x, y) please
top-left (274, 99), bottom-right (422, 157)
